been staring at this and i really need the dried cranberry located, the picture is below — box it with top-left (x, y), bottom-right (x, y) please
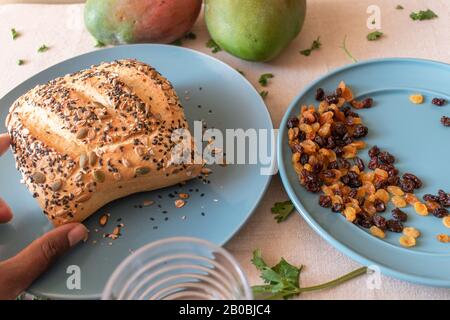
top-left (319, 195), bottom-right (332, 208)
top-left (386, 219), bottom-right (403, 233)
top-left (373, 215), bottom-right (387, 230)
top-left (402, 173), bottom-right (422, 189)
top-left (432, 98), bottom-right (446, 106)
top-left (441, 116), bottom-right (450, 127)
top-left (362, 98), bottom-right (373, 108)
top-left (287, 117), bottom-right (299, 129)
top-left (374, 199), bottom-right (386, 212)
top-left (315, 88), bottom-right (325, 101)
top-left (368, 145), bottom-right (380, 158)
top-left (354, 157), bottom-right (365, 171)
top-left (432, 207), bottom-right (449, 218)
top-left (392, 208), bottom-right (408, 222)
top-left (353, 125), bottom-right (369, 138)
top-left (332, 203), bottom-right (344, 212)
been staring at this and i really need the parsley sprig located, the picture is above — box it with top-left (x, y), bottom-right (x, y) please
top-left (206, 39), bottom-right (222, 53)
top-left (410, 9), bottom-right (438, 21)
top-left (251, 249), bottom-right (368, 300)
top-left (367, 31), bottom-right (383, 41)
top-left (300, 37), bottom-right (321, 56)
top-left (11, 28), bottom-right (20, 40)
top-left (258, 73), bottom-right (274, 87)
top-left (271, 200), bottom-right (294, 223)
top-left (37, 44), bottom-right (49, 53)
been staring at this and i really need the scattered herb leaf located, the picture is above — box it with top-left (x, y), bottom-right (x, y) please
top-left (206, 39), bottom-right (222, 53)
top-left (171, 39), bottom-right (183, 46)
top-left (410, 9), bottom-right (438, 21)
top-left (367, 31), bottom-right (384, 41)
top-left (258, 73), bottom-right (274, 87)
top-left (251, 249), bottom-right (368, 300)
top-left (184, 32), bottom-right (197, 40)
top-left (95, 40), bottom-right (106, 48)
top-left (17, 59), bottom-right (24, 66)
top-left (300, 36), bottom-right (321, 56)
top-left (340, 35), bottom-right (358, 63)
top-left (11, 28), bottom-right (20, 40)
top-left (271, 200), bottom-right (295, 223)
top-left (396, 5), bottom-right (404, 10)
top-left (37, 44), bottom-right (49, 53)
top-left (260, 90), bottom-right (269, 99)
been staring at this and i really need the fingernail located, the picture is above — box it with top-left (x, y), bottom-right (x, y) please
top-left (68, 224), bottom-right (88, 247)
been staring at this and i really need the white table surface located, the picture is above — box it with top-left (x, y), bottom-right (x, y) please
top-left (1, 0), bottom-right (450, 299)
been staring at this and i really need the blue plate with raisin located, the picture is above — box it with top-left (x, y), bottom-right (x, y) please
top-left (0, 44), bottom-right (273, 299)
top-left (278, 58), bottom-right (450, 287)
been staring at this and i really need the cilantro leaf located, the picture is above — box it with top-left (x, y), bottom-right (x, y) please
top-left (300, 36), bottom-right (321, 56)
top-left (271, 200), bottom-right (294, 223)
top-left (258, 73), bottom-right (274, 86)
top-left (396, 5), bottom-right (404, 10)
top-left (410, 9), bottom-right (438, 21)
top-left (11, 28), bottom-right (20, 40)
top-left (251, 249), bottom-right (369, 300)
top-left (367, 31), bottom-right (383, 41)
top-left (37, 44), bottom-right (49, 53)
top-left (206, 39), bottom-right (222, 53)
top-left (260, 90), bottom-right (269, 99)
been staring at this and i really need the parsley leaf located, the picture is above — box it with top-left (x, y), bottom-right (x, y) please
top-left (95, 40), bottom-right (106, 48)
top-left (206, 39), bottom-right (222, 53)
top-left (17, 59), bottom-right (24, 66)
top-left (11, 28), bottom-right (20, 40)
top-left (37, 44), bottom-right (49, 53)
top-left (258, 73), bottom-right (274, 87)
top-left (367, 31), bottom-right (383, 41)
top-left (251, 249), bottom-right (369, 300)
top-left (271, 200), bottom-right (295, 223)
top-left (260, 90), bottom-right (269, 99)
top-left (396, 5), bottom-right (404, 10)
top-left (410, 9), bottom-right (438, 21)
top-left (300, 36), bottom-right (321, 56)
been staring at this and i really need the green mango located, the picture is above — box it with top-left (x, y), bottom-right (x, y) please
top-left (205, 0), bottom-right (306, 62)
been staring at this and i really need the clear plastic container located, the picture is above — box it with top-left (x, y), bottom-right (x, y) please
top-left (102, 237), bottom-right (252, 300)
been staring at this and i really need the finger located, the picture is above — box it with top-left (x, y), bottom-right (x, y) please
top-left (0, 198), bottom-right (13, 223)
top-left (0, 133), bottom-right (10, 156)
top-left (0, 223), bottom-right (88, 299)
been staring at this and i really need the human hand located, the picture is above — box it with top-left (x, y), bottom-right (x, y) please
top-left (0, 133), bottom-right (88, 299)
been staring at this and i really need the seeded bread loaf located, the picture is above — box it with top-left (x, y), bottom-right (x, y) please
top-left (6, 59), bottom-right (202, 226)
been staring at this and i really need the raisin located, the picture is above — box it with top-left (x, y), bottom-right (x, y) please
top-left (291, 143), bottom-right (303, 154)
top-left (368, 158), bottom-right (379, 170)
top-left (368, 145), bottom-right (380, 158)
top-left (438, 189), bottom-right (450, 207)
top-left (400, 179), bottom-right (415, 193)
top-left (349, 189), bottom-right (358, 198)
top-left (312, 163), bottom-right (323, 173)
top-left (300, 153), bottom-right (309, 165)
top-left (354, 157), bottom-right (365, 171)
top-left (319, 195), bottom-right (332, 208)
top-left (325, 95), bottom-right (339, 104)
top-left (305, 181), bottom-right (322, 193)
top-left (342, 133), bottom-right (353, 145)
top-left (441, 116), bottom-right (450, 127)
top-left (373, 215), bottom-right (387, 230)
top-left (432, 207), bottom-right (449, 218)
top-left (315, 88), bottom-right (325, 101)
top-left (432, 98), bottom-right (446, 106)
top-left (374, 180), bottom-right (388, 190)
top-left (335, 87), bottom-right (343, 97)
top-left (423, 194), bottom-right (439, 202)
top-left (378, 151), bottom-right (395, 164)
top-left (362, 98), bottom-right (373, 108)
top-left (323, 170), bottom-right (336, 178)
top-left (374, 199), bottom-right (386, 212)
top-left (332, 203), bottom-right (344, 212)
top-left (402, 173), bottom-right (422, 189)
top-left (287, 117), bottom-right (299, 129)
top-left (333, 146), bottom-right (343, 157)
top-left (314, 135), bottom-right (326, 147)
top-left (353, 125), bottom-right (369, 138)
top-left (337, 158), bottom-right (351, 169)
top-left (332, 122), bottom-right (347, 137)
top-left (392, 208), bottom-right (408, 222)
top-left (386, 176), bottom-right (400, 186)
top-left (355, 212), bottom-right (373, 228)
top-left (298, 131), bottom-right (306, 142)
top-left (386, 219), bottom-right (403, 233)
top-left (326, 136), bottom-right (336, 149)
top-left (328, 161), bottom-right (338, 169)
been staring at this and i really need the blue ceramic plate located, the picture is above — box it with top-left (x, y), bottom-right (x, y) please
top-left (279, 58), bottom-right (450, 287)
top-left (0, 44), bottom-right (273, 299)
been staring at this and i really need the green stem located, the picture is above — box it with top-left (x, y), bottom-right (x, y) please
top-left (340, 35), bottom-right (358, 63)
top-left (298, 267), bottom-right (368, 293)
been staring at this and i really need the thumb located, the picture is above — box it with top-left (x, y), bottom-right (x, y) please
top-left (0, 223), bottom-right (88, 299)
